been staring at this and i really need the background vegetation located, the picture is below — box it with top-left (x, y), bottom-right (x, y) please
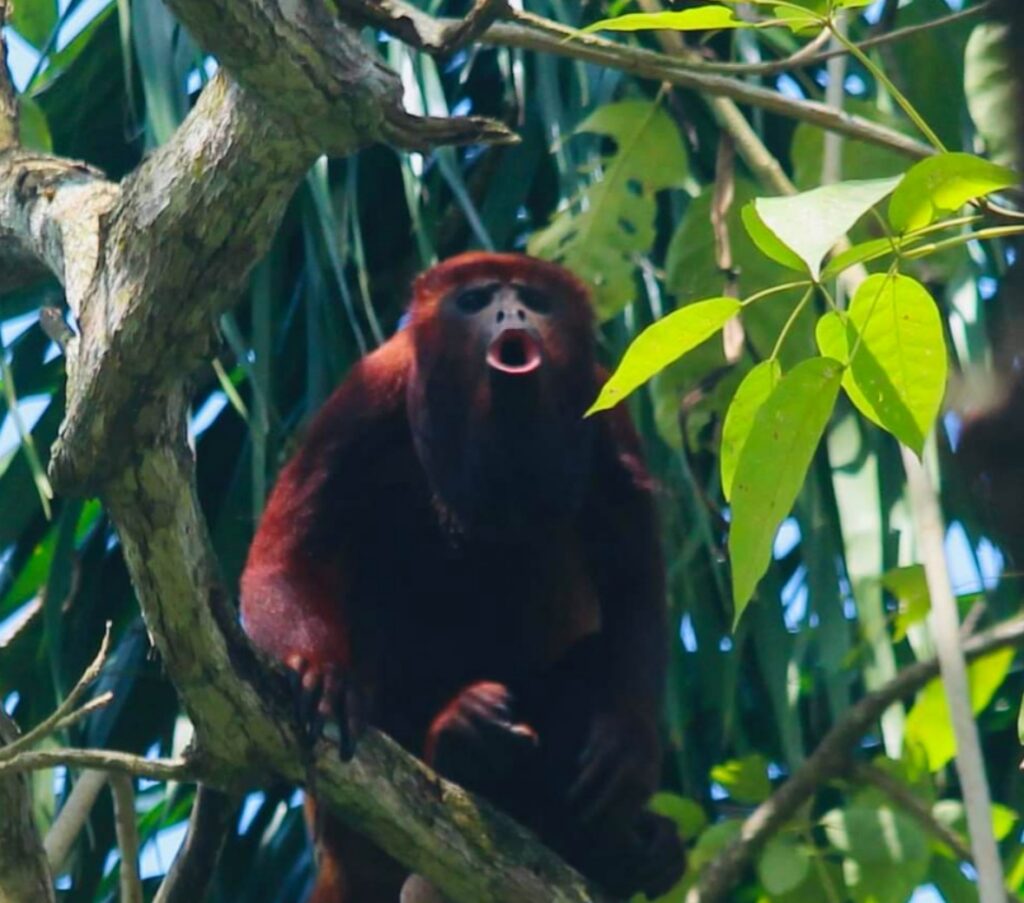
top-left (0, 0), bottom-right (1021, 901)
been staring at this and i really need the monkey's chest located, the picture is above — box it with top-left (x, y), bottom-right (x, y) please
top-left (346, 467), bottom-right (601, 718)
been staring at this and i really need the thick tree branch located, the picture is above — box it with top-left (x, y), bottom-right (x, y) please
top-left (0, 711), bottom-right (56, 903)
top-left (687, 615), bottom-right (1024, 903)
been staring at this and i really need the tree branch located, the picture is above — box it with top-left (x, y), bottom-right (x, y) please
top-left (687, 615), bottom-right (1024, 903)
top-left (0, 710), bottom-right (55, 903)
top-left (338, 0), bottom-right (934, 160)
top-left (110, 775), bottom-right (144, 903)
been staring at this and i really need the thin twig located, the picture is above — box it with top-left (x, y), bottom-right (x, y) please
top-left (110, 774), bottom-right (144, 903)
top-left (688, 615), bottom-right (1024, 903)
top-left (43, 770), bottom-right (109, 872)
top-left (0, 624), bottom-right (112, 763)
top-left (854, 763), bottom-right (972, 863)
top-left (0, 748), bottom-right (195, 782)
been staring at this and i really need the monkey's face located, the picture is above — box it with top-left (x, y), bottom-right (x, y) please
top-left (406, 255), bottom-right (597, 536)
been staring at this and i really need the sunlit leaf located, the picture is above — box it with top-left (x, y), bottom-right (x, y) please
top-left (729, 357), bottom-right (843, 620)
top-left (819, 274), bottom-right (947, 455)
top-left (710, 754), bottom-right (772, 804)
top-left (588, 298), bottom-right (740, 414)
top-left (888, 152), bottom-right (1018, 233)
top-left (582, 6), bottom-right (749, 33)
top-left (741, 203), bottom-right (807, 273)
top-left (750, 177), bottom-right (901, 279)
top-left (720, 360), bottom-right (781, 501)
top-left (880, 564), bottom-right (930, 642)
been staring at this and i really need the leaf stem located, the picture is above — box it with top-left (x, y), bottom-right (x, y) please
top-left (769, 285), bottom-right (815, 361)
top-left (740, 280), bottom-right (813, 308)
top-left (827, 19), bottom-right (946, 152)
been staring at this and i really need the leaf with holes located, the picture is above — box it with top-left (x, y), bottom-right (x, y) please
top-left (528, 100), bottom-right (688, 320)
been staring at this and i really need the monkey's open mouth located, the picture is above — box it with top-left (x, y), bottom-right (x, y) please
top-left (487, 328), bottom-right (543, 375)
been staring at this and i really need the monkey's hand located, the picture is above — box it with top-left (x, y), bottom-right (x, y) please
top-left (284, 654), bottom-right (367, 760)
top-left (425, 682), bottom-right (538, 792)
top-left (570, 709), bottom-right (659, 827)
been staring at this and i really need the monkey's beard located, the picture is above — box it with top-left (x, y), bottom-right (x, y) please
top-left (409, 367), bottom-right (595, 541)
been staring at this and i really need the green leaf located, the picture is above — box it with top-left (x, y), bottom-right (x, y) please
top-left (822, 805), bottom-right (928, 863)
top-left (905, 648), bottom-right (1016, 771)
top-left (751, 177), bottom-right (901, 279)
top-left (582, 6), bottom-right (749, 33)
top-left (528, 100), bottom-right (688, 320)
top-left (825, 274), bottom-right (947, 455)
top-left (720, 360), bottom-right (781, 501)
top-left (933, 799), bottom-right (1018, 843)
top-left (729, 357), bottom-right (843, 620)
top-left (741, 203), bottom-right (807, 273)
top-left (880, 564), bottom-right (930, 642)
top-left (821, 236), bottom-right (907, 281)
top-left (834, 0), bottom-right (875, 7)
top-left (648, 793), bottom-right (707, 841)
top-left (965, 23), bottom-right (1019, 168)
top-left (588, 298), bottom-right (740, 414)
top-left (710, 754), bottom-right (772, 804)
top-left (17, 98), bottom-right (53, 152)
top-left (888, 152), bottom-right (1019, 233)
top-left (11, 0), bottom-right (58, 48)
top-left (758, 837), bottom-right (811, 895)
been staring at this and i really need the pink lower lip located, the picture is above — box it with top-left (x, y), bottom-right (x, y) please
top-left (487, 329), bottom-right (543, 374)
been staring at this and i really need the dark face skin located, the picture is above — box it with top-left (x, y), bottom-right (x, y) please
top-left (445, 280), bottom-right (552, 379)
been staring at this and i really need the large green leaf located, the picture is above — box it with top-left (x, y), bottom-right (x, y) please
top-left (719, 359), bottom-right (780, 501)
top-left (888, 152), bottom-right (1018, 233)
top-left (729, 356), bottom-right (843, 620)
top-left (816, 274), bottom-right (947, 455)
top-left (528, 100), bottom-right (689, 319)
top-left (588, 298), bottom-right (739, 414)
top-left (710, 754), bottom-right (771, 804)
top-left (749, 177), bottom-right (901, 279)
top-left (11, 0), bottom-right (58, 48)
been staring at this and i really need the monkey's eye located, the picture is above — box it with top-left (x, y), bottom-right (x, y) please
top-left (514, 285), bottom-right (553, 314)
top-left (453, 284), bottom-right (497, 313)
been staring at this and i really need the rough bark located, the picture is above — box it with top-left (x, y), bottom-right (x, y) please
top-left (0, 712), bottom-right (56, 903)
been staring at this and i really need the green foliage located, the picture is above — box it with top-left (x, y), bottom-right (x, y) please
top-left (528, 99), bottom-right (688, 320)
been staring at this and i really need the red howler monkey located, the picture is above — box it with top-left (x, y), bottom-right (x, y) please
top-left (240, 253), bottom-right (684, 902)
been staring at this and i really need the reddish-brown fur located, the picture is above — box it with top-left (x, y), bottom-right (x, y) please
top-left (241, 253), bottom-right (683, 901)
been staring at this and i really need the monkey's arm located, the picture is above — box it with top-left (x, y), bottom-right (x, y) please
top-left (240, 333), bottom-right (411, 741)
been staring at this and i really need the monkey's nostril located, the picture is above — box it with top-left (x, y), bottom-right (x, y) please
top-left (517, 309), bottom-right (526, 321)
top-left (496, 311), bottom-right (505, 323)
